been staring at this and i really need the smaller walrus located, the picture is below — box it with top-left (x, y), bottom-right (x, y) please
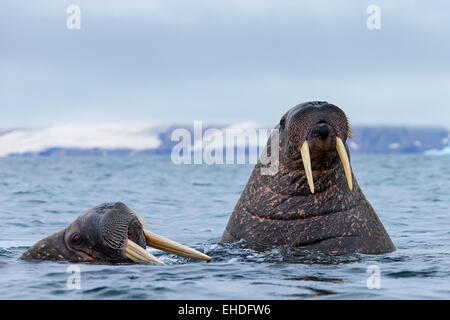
top-left (20, 202), bottom-right (211, 264)
top-left (221, 101), bottom-right (395, 254)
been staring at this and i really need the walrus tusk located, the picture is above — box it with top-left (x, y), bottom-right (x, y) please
top-left (300, 141), bottom-right (314, 194)
top-left (336, 137), bottom-right (353, 191)
top-left (144, 230), bottom-right (211, 261)
top-left (125, 238), bottom-right (164, 265)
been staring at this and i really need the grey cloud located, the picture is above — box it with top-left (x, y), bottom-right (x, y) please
top-left (0, 0), bottom-right (449, 126)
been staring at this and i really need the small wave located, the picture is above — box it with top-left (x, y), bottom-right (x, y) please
top-left (192, 182), bottom-right (213, 187)
top-left (202, 240), bottom-right (363, 265)
top-left (285, 276), bottom-right (344, 283)
top-left (250, 281), bottom-right (338, 298)
top-left (385, 269), bottom-right (438, 278)
top-left (0, 246), bottom-right (30, 258)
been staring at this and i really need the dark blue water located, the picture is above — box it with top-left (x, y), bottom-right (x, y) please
top-left (0, 154), bottom-right (449, 299)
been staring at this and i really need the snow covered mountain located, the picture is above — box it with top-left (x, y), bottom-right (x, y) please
top-left (0, 123), bottom-right (448, 157)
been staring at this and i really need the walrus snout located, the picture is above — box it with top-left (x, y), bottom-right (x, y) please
top-left (281, 102), bottom-right (353, 195)
top-left (308, 122), bottom-right (335, 155)
top-left (312, 122), bottom-right (331, 140)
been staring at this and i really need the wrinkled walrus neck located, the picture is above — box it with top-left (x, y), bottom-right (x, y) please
top-left (238, 157), bottom-right (359, 221)
top-left (222, 156), bottom-right (396, 253)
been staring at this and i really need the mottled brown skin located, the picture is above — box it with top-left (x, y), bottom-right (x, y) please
top-left (20, 202), bottom-right (147, 263)
top-left (221, 101), bottom-right (395, 254)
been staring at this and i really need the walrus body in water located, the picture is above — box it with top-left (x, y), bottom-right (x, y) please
top-left (20, 202), bottom-right (211, 264)
top-left (221, 101), bottom-right (395, 254)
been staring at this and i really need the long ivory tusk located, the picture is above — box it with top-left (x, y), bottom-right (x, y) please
top-left (300, 140), bottom-right (314, 194)
top-left (125, 238), bottom-right (164, 265)
top-left (336, 137), bottom-right (353, 191)
top-left (144, 230), bottom-right (211, 261)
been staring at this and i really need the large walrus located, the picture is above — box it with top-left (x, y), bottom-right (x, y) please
top-left (20, 202), bottom-right (211, 264)
top-left (221, 101), bottom-right (395, 254)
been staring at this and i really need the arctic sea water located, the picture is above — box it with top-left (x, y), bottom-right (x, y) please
top-left (0, 154), bottom-right (449, 299)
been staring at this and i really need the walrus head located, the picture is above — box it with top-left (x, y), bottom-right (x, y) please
top-left (279, 101), bottom-right (353, 194)
top-left (221, 101), bottom-right (395, 254)
top-left (20, 202), bottom-right (211, 264)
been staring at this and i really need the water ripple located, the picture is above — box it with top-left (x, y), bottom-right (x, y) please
top-left (0, 154), bottom-right (449, 299)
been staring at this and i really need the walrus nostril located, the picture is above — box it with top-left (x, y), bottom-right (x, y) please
top-left (313, 123), bottom-right (330, 140)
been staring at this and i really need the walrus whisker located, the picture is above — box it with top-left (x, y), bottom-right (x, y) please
top-left (300, 141), bottom-right (314, 194)
top-left (125, 238), bottom-right (164, 265)
top-left (144, 230), bottom-right (211, 261)
top-left (336, 137), bottom-right (353, 191)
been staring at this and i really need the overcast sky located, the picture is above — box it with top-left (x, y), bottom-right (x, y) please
top-left (1, 0), bottom-right (449, 127)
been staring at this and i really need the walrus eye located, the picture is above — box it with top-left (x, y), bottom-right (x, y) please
top-left (279, 118), bottom-right (286, 129)
top-left (71, 233), bottom-right (82, 246)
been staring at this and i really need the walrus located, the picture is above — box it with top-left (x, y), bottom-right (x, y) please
top-left (221, 101), bottom-right (395, 254)
top-left (20, 202), bottom-right (211, 264)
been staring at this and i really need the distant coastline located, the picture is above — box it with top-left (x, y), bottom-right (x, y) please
top-left (0, 124), bottom-right (448, 157)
